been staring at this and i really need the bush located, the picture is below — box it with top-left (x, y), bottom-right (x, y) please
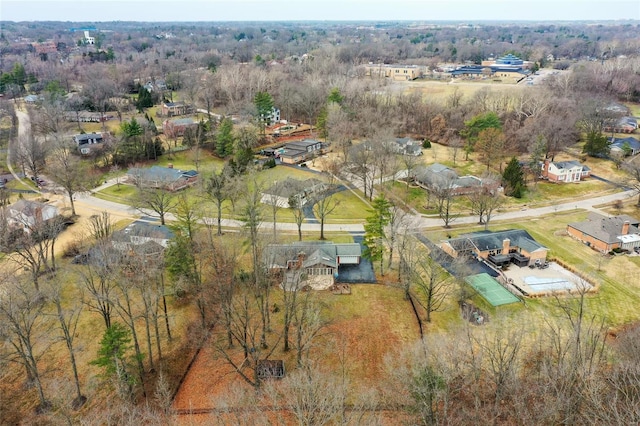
top-left (422, 139), bottom-right (432, 149)
top-left (262, 158), bottom-right (276, 169)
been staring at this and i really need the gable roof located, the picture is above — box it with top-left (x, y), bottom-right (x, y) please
top-left (8, 199), bottom-right (59, 221)
top-left (262, 177), bottom-right (325, 198)
top-left (449, 229), bottom-right (547, 253)
top-left (264, 242), bottom-right (361, 269)
top-left (568, 213), bottom-right (640, 244)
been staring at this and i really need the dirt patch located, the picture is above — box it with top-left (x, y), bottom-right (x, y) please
top-left (460, 301), bottom-right (489, 325)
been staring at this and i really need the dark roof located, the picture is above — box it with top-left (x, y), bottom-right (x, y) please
top-left (264, 241), bottom-right (361, 269)
top-left (449, 229), bottom-right (547, 253)
top-left (163, 101), bottom-right (185, 107)
top-left (113, 220), bottom-right (175, 242)
top-left (262, 177), bottom-right (325, 198)
top-left (73, 132), bottom-right (103, 142)
top-left (285, 139), bottom-right (321, 150)
top-left (127, 165), bottom-right (198, 182)
top-left (568, 213), bottom-right (640, 245)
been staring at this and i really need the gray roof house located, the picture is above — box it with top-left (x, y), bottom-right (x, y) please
top-left (567, 213), bottom-right (640, 252)
top-left (264, 241), bottom-right (362, 279)
top-left (127, 165), bottom-right (198, 191)
top-left (6, 199), bottom-right (59, 233)
top-left (261, 177), bottom-right (327, 208)
top-left (413, 163), bottom-right (500, 196)
top-left (393, 138), bottom-right (423, 156)
top-left (277, 139), bottom-right (323, 164)
top-left (112, 220), bottom-right (175, 252)
top-left (441, 229), bottom-right (548, 267)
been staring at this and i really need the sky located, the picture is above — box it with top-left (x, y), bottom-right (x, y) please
top-left (2, 0), bottom-right (639, 22)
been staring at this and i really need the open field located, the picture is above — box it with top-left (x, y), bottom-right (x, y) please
top-left (394, 79), bottom-right (527, 103)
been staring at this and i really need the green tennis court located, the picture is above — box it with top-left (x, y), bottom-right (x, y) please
top-left (465, 273), bottom-right (520, 307)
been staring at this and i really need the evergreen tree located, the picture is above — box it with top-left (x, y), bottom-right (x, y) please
top-left (327, 87), bottom-right (344, 105)
top-left (461, 112), bottom-right (502, 160)
top-left (582, 131), bottom-right (610, 157)
top-left (136, 85), bottom-right (153, 111)
top-left (90, 323), bottom-right (137, 397)
top-left (363, 195), bottom-right (392, 275)
top-left (216, 117), bottom-right (234, 157)
top-left (254, 91), bottom-right (274, 135)
top-left (502, 157), bottom-right (526, 198)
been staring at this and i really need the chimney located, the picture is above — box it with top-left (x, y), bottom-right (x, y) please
top-left (297, 251), bottom-right (306, 269)
top-left (542, 158), bottom-right (550, 177)
top-left (167, 163), bottom-right (174, 169)
top-left (502, 238), bottom-right (511, 255)
top-left (622, 220), bottom-right (630, 235)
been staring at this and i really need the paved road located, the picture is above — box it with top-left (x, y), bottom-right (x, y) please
top-left (11, 108), bottom-right (42, 194)
top-left (13, 103), bottom-right (638, 233)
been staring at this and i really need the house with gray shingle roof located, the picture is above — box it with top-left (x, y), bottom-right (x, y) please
top-left (567, 213), bottom-right (640, 253)
top-left (264, 241), bottom-right (361, 278)
top-left (413, 163), bottom-right (500, 196)
top-left (261, 177), bottom-right (327, 208)
top-left (441, 229), bottom-right (548, 267)
top-left (126, 165), bottom-right (198, 191)
top-left (541, 159), bottom-right (590, 183)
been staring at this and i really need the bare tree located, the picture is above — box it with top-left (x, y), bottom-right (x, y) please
top-left (313, 174), bottom-right (340, 240)
top-left (131, 187), bottom-right (177, 226)
top-left (0, 279), bottom-right (51, 413)
top-left (432, 174), bottom-right (458, 228)
top-left (288, 194), bottom-right (306, 242)
top-left (46, 278), bottom-right (87, 409)
top-left (467, 183), bottom-right (503, 230)
top-left (78, 242), bottom-right (118, 330)
top-left (45, 137), bottom-right (87, 216)
top-left (410, 249), bottom-right (451, 323)
top-left (16, 134), bottom-right (47, 182)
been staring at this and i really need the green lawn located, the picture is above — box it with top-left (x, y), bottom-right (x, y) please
top-left (430, 210), bottom-right (640, 327)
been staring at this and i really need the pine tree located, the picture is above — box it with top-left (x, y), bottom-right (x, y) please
top-left (363, 195), bottom-right (392, 275)
top-left (502, 157), bottom-right (526, 198)
top-left (216, 117), bottom-right (234, 157)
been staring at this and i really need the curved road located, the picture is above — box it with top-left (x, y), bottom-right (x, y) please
top-left (13, 104), bottom-right (638, 233)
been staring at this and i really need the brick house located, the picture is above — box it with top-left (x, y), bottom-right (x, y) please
top-left (441, 229), bottom-right (548, 268)
top-left (567, 213), bottom-right (640, 253)
top-left (263, 241), bottom-right (362, 277)
top-left (162, 118), bottom-right (199, 138)
top-left (541, 159), bottom-right (590, 183)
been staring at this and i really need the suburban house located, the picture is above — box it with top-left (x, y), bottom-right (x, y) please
top-left (64, 111), bottom-right (115, 123)
top-left (161, 101), bottom-right (192, 117)
top-left (277, 139), bottom-right (324, 164)
top-left (261, 177), bottom-right (327, 208)
top-left (609, 136), bottom-right (640, 156)
top-left (567, 213), bottom-right (640, 253)
top-left (603, 117), bottom-right (637, 134)
top-left (126, 165), bottom-right (198, 191)
top-left (73, 132), bottom-right (105, 154)
top-left (541, 159), bottom-right (590, 183)
top-left (413, 163), bottom-right (500, 196)
top-left (441, 229), bottom-right (548, 268)
top-left (264, 241), bottom-right (362, 277)
top-left (162, 118), bottom-right (199, 138)
top-left (393, 137), bottom-right (423, 156)
top-left (5, 199), bottom-right (59, 233)
top-left (83, 30), bottom-right (95, 45)
top-left (111, 220), bottom-right (175, 252)
top-left (363, 64), bottom-right (424, 81)
top-left (262, 107), bottom-right (281, 126)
